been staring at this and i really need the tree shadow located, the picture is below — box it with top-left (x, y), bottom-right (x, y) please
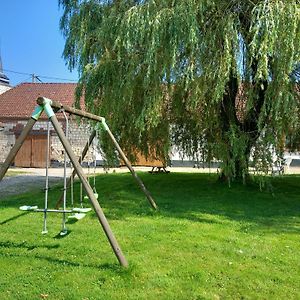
top-left (91, 172), bottom-right (300, 235)
top-left (0, 211), bottom-right (29, 225)
top-left (1, 172), bottom-right (300, 235)
top-left (0, 249), bottom-right (132, 274)
top-left (0, 240), bottom-right (59, 251)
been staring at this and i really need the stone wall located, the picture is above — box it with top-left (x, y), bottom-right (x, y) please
top-left (50, 121), bottom-right (99, 164)
top-left (0, 119), bottom-right (102, 166)
top-left (0, 123), bottom-right (15, 163)
top-left (0, 119), bottom-right (199, 168)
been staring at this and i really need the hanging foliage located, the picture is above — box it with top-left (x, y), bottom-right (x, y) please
top-left (59, 0), bottom-right (300, 181)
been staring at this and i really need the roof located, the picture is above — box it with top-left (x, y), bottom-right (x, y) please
top-left (0, 82), bottom-right (80, 119)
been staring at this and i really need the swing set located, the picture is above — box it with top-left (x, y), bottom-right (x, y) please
top-left (0, 97), bottom-right (158, 267)
top-left (20, 110), bottom-right (95, 234)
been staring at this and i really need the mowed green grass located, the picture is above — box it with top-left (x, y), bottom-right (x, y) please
top-left (5, 170), bottom-right (28, 177)
top-left (0, 172), bottom-right (299, 300)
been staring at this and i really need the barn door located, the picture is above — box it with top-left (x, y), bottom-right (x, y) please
top-left (31, 135), bottom-right (48, 168)
top-left (14, 138), bottom-right (32, 167)
top-left (14, 135), bottom-right (48, 168)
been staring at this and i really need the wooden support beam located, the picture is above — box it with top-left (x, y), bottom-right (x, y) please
top-left (37, 96), bottom-right (158, 210)
top-left (105, 126), bottom-right (158, 210)
top-left (49, 112), bottom-right (128, 267)
top-left (37, 97), bottom-right (103, 122)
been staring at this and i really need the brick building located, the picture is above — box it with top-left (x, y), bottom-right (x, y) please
top-left (0, 83), bottom-right (99, 167)
top-left (0, 82), bottom-right (200, 169)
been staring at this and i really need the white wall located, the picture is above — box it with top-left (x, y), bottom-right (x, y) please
top-left (0, 85), bottom-right (11, 95)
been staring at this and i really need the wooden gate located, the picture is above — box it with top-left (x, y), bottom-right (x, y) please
top-left (14, 134), bottom-right (48, 168)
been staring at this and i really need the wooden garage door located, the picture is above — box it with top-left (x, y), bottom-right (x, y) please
top-left (15, 135), bottom-right (48, 168)
top-left (14, 138), bottom-right (32, 167)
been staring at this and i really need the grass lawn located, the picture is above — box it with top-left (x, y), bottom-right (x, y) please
top-left (5, 170), bottom-right (28, 177)
top-left (0, 172), bottom-right (299, 299)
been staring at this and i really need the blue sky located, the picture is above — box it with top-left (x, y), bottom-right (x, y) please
top-left (0, 1), bottom-right (78, 86)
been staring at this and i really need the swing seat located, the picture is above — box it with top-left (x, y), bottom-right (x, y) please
top-left (68, 213), bottom-right (86, 220)
top-left (72, 207), bottom-right (92, 213)
top-left (60, 229), bottom-right (68, 236)
top-left (19, 205), bottom-right (38, 211)
top-left (83, 193), bottom-right (98, 200)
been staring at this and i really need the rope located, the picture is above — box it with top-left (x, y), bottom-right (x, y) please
top-left (80, 151), bottom-right (83, 208)
top-left (93, 132), bottom-right (97, 193)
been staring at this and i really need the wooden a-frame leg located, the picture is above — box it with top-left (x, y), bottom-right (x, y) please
top-left (49, 113), bottom-right (128, 267)
top-left (104, 125), bottom-right (158, 210)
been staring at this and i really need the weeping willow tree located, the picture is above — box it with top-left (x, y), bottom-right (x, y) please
top-left (59, 0), bottom-right (300, 182)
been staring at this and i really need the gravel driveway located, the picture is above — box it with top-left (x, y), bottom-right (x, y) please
top-left (0, 167), bottom-right (122, 198)
top-left (0, 173), bottom-right (63, 198)
top-left (0, 168), bottom-right (74, 199)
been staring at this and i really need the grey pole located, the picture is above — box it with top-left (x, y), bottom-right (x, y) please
top-left (0, 105), bottom-right (43, 181)
top-left (42, 121), bottom-right (50, 234)
top-left (55, 130), bottom-right (96, 209)
top-left (61, 110), bottom-right (69, 235)
top-left (44, 106), bottom-right (128, 267)
top-left (104, 124), bottom-right (158, 210)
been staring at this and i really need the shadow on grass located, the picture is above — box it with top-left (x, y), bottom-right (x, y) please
top-left (0, 250), bottom-right (133, 274)
top-left (0, 240), bottom-right (59, 250)
top-left (1, 172), bottom-right (300, 234)
top-left (0, 211), bottom-right (30, 225)
top-left (53, 230), bottom-right (72, 239)
top-left (93, 172), bottom-right (300, 234)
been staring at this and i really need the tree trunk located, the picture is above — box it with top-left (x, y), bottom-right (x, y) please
top-left (218, 137), bottom-right (253, 184)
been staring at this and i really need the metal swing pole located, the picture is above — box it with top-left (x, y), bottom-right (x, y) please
top-left (61, 110), bottom-right (69, 235)
top-left (38, 97), bottom-right (128, 267)
top-left (70, 169), bottom-right (74, 208)
top-left (93, 136), bottom-right (97, 193)
top-left (55, 129), bottom-right (96, 209)
top-left (42, 120), bottom-right (51, 234)
top-left (79, 152), bottom-right (83, 208)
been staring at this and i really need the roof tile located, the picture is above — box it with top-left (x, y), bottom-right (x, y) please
top-left (0, 82), bottom-right (80, 119)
